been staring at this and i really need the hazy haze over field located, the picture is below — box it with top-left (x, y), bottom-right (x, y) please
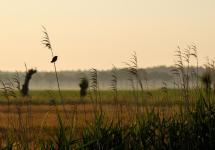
top-left (0, 0), bottom-right (215, 71)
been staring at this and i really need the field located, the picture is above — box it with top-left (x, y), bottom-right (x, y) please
top-left (0, 90), bottom-right (183, 128)
top-left (0, 90), bottom-right (189, 105)
top-left (0, 87), bottom-right (215, 149)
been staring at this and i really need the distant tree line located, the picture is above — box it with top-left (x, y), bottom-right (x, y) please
top-left (0, 66), bottom-right (205, 90)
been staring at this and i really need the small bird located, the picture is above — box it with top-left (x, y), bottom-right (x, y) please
top-left (51, 56), bottom-right (58, 63)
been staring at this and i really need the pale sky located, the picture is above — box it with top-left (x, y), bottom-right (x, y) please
top-left (0, 0), bottom-right (215, 71)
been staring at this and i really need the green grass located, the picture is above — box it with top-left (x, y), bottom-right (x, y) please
top-left (0, 89), bottom-right (195, 106)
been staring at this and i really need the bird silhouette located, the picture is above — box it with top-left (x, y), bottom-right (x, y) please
top-left (51, 56), bottom-right (58, 63)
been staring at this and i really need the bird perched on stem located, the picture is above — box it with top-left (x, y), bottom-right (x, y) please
top-left (51, 56), bottom-right (58, 63)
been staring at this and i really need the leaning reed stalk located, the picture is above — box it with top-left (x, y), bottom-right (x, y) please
top-left (90, 68), bottom-right (102, 115)
top-left (190, 45), bottom-right (199, 89)
top-left (184, 46), bottom-right (191, 109)
top-left (110, 66), bottom-right (120, 121)
top-left (124, 51), bottom-right (144, 113)
top-left (172, 46), bottom-right (191, 112)
top-left (41, 26), bottom-right (67, 114)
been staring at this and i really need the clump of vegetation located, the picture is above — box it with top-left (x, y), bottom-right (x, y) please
top-left (79, 77), bottom-right (89, 99)
top-left (21, 69), bottom-right (37, 96)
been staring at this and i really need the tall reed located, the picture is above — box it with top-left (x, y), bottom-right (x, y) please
top-left (42, 26), bottom-right (64, 105)
top-left (124, 51), bottom-right (144, 113)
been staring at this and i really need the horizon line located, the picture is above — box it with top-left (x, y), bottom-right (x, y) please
top-left (0, 65), bottom-right (206, 72)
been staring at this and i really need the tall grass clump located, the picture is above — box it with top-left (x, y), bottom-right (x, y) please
top-left (110, 66), bottom-right (118, 104)
top-left (81, 114), bottom-right (125, 149)
top-left (0, 72), bottom-right (36, 149)
top-left (89, 68), bottom-right (103, 115)
top-left (171, 45), bottom-right (199, 112)
top-left (110, 65), bottom-right (121, 121)
top-left (39, 113), bottom-right (78, 149)
top-left (124, 51), bottom-right (145, 113)
top-left (199, 59), bottom-right (215, 110)
top-left (0, 80), bottom-right (16, 149)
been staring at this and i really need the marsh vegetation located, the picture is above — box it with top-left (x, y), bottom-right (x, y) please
top-left (0, 29), bottom-right (214, 149)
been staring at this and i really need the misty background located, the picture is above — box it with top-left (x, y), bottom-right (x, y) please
top-left (0, 66), bottom-right (205, 90)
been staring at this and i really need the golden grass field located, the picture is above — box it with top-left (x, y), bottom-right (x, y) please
top-left (0, 89), bottom-right (210, 149)
top-left (0, 103), bottom-right (180, 129)
top-left (0, 90), bottom-right (198, 130)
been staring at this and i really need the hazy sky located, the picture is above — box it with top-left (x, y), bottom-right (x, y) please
top-left (0, 0), bottom-right (215, 71)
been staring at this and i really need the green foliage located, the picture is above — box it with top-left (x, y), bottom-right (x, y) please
top-left (81, 114), bottom-right (125, 149)
top-left (39, 113), bottom-right (78, 150)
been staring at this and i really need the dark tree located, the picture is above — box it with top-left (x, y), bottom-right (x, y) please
top-left (79, 77), bottom-right (89, 99)
top-left (21, 69), bottom-right (37, 96)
